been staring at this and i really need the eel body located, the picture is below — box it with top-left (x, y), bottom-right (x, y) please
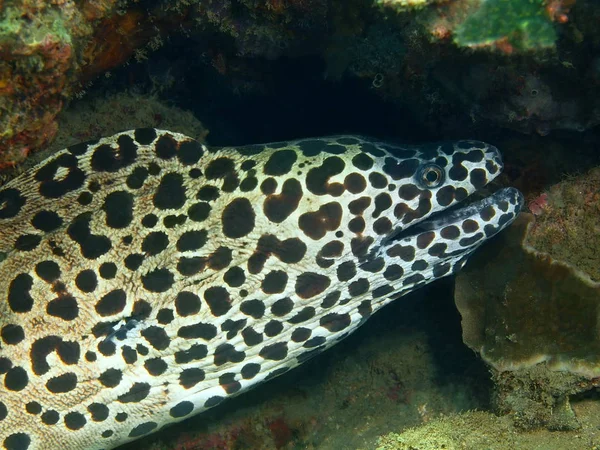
top-left (0, 129), bottom-right (523, 449)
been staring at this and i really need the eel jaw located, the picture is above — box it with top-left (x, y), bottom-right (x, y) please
top-left (387, 187), bottom-right (524, 244)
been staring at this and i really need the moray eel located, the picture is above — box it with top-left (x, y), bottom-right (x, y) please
top-left (0, 129), bottom-right (523, 450)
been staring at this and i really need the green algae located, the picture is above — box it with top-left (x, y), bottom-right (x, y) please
top-left (375, 407), bottom-right (600, 450)
top-left (454, 0), bottom-right (556, 51)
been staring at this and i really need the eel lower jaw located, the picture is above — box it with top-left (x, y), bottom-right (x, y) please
top-left (386, 187), bottom-right (524, 243)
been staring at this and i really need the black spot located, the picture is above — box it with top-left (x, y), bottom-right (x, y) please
top-left (417, 231), bottom-right (435, 249)
top-left (384, 264), bottom-right (404, 280)
top-left (428, 243), bottom-right (448, 257)
top-left (47, 294), bottom-right (79, 321)
top-left (142, 231), bottom-right (169, 255)
top-left (5, 366), bottom-right (28, 391)
top-left (115, 412), bottom-right (128, 422)
top-left (373, 217), bottom-right (392, 234)
top-left (0, 358), bottom-right (12, 374)
top-left (8, 273), bottom-right (34, 313)
top-left (403, 273), bottom-right (426, 285)
top-left (261, 270), bottom-right (288, 294)
top-left (241, 363), bottom-right (261, 379)
top-left (164, 214), bottom-right (188, 228)
top-left (298, 202), bottom-right (343, 240)
top-left (214, 343), bottom-right (245, 365)
top-left (188, 202), bottom-right (211, 222)
top-left (99, 368), bottom-right (122, 387)
top-left (154, 173), bottom-right (187, 210)
top-left (263, 179), bottom-right (303, 223)
top-left (142, 326), bottom-right (170, 350)
top-left (0, 402), bottom-right (6, 421)
top-left (170, 401), bottom-right (194, 418)
top-left (204, 287), bottom-right (231, 316)
top-left (259, 342), bottom-right (289, 361)
top-left (0, 188), bottom-right (25, 219)
top-left (204, 396), bottom-right (224, 408)
top-left (479, 206), bottom-right (496, 221)
top-left (372, 285), bottom-right (394, 298)
top-left (271, 297), bottom-right (294, 316)
top-left (178, 322), bottom-right (217, 340)
top-left (240, 299), bottom-right (265, 319)
top-left (208, 246), bottom-right (232, 270)
top-left (3, 433), bottom-right (31, 449)
top-left (102, 430), bottom-right (114, 438)
top-left (295, 272), bottom-right (331, 298)
top-left (398, 184), bottom-right (421, 201)
top-left (440, 225), bottom-right (460, 239)
top-left (348, 278), bottom-right (369, 296)
top-left (337, 261), bottom-right (356, 282)
top-left (98, 340), bottom-right (116, 356)
top-left (222, 198), bottom-right (255, 238)
top-left (88, 402), bottom-right (109, 421)
top-left (99, 262), bottom-right (117, 279)
top-left (459, 232), bottom-right (484, 247)
top-left (197, 186), bottom-right (220, 201)
top-left (41, 410), bottom-right (60, 425)
top-left (46, 372), bottom-right (77, 393)
top-left (67, 213), bottom-right (112, 259)
top-left (449, 164), bottom-right (468, 181)
top-left (387, 244), bottom-right (415, 261)
top-left (155, 134), bottom-right (178, 159)
top-left (373, 192), bottom-right (392, 218)
top-left (91, 136), bottom-right (137, 172)
top-left (124, 253), bottom-right (145, 271)
top-left (142, 268), bottom-right (174, 292)
top-left (382, 157), bottom-right (419, 180)
top-left (348, 197), bottom-right (371, 215)
top-left (320, 313), bottom-right (351, 332)
top-left (122, 346), bottom-right (137, 364)
top-left (306, 156), bottom-right (345, 195)
top-left (224, 266), bottom-right (245, 287)
top-left (118, 382), bottom-right (151, 403)
top-left (436, 186), bottom-right (455, 206)
top-left (35, 154), bottom-right (86, 198)
top-left (352, 153), bottom-right (374, 170)
top-left (128, 421), bottom-right (158, 438)
top-left (206, 157), bottom-right (235, 179)
top-left (1, 324), bottom-right (24, 345)
top-left (350, 236), bottom-right (374, 257)
top-left (14, 234), bottom-right (41, 251)
top-left (264, 320), bottom-right (284, 336)
top-left (219, 372), bottom-right (242, 394)
top-left (433, 262), bottom-right (451, 277)
top-left (344, 173), bottom-right (366, 194)
top-left (291, 327), bottom-right (312, 342)
top-left (260, 178), bottom-right (277, 195)
top-left (321, 290), bottom-right (341, 308)
top-left (264, 150), bottom-right (297, 176)
top-left (95, 289), bottom-right (127, 316)
top-left (141, 214), bottom-right (158, 228)
top-left (134, 128), bottom-right (157, 145)
top-left (288, 307), bottom-right (315, 324)
top-left (31, 210), bottom-right (63, 232)
top-left (348, 216), bottom-right (365, 233)
top-left (25, 401), bottom-right (41, 414)
top-left (157, 308), bottom-right (174, 324)
top-left (77, 191), bottom-right (93, 205)
top-left (179, 140), bottom-right (204, 165)
top-left (175, 291), bottom-right (201, 316)
top-left (174, 344), bottom-right (208, 364)
top-left (242, 327), bottom-right (263, 347)
top-left (359, 257), bottom-right (385, 273)
top-left (369, 172), bottom-right (388, 189)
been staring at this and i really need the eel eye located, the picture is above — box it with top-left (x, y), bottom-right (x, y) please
top-left (418, 164), bottom-right (444, 188)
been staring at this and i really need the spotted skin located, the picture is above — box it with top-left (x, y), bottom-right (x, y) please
top-left (0, 129), bottom-right (523, 450)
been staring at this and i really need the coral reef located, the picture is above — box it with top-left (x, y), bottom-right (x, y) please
top-left (0, 0), bottom-right (172, 167)
top-left (454, 190), bottom-right (600, 429)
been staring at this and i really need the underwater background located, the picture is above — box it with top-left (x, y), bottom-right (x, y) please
top-left (1, 0), bottom-right (600, 449)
